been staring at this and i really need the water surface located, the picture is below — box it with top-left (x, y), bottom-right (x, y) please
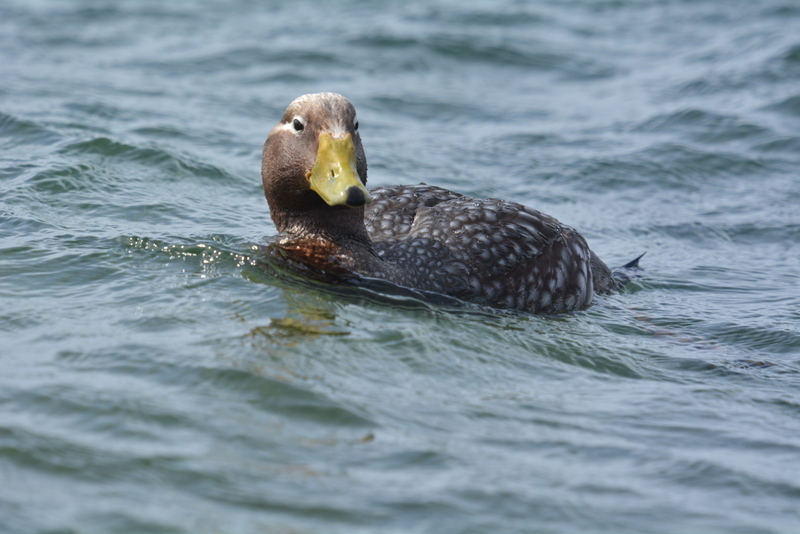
top-left (2, 1), bottom-right (800, 533)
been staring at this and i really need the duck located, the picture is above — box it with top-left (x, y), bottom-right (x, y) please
top-left (262, 92), bottom-right (622, 313)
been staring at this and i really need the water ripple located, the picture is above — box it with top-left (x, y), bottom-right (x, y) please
top-left (4, 1), bottom-right (800, 533)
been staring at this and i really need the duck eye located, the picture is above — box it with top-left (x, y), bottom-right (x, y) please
top-left (354, 120), bottom-right (359, 131)
top-left (292, 117), bottom-right (305, 133)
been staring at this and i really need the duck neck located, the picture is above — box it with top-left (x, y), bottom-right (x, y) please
top-left (273, 204), bottom-right (374, 249)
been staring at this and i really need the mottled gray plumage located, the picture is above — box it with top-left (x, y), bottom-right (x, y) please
top-left (262, 93), bottom-right (618, 313)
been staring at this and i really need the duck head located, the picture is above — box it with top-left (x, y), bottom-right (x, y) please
top-left (262, 93), bottom-right (371, 236)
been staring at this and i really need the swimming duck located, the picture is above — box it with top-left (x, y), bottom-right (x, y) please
top-left (262, 92), bottom-right (619, 313)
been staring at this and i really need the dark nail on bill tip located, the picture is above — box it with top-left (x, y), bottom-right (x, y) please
top-left (346, 186), bottom-right (366, 207)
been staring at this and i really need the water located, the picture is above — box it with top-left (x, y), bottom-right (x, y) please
top-left (2, 0), bottom-right (800, 532)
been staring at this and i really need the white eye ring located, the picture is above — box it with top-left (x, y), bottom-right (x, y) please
top-left (353, 116), bottom-right (359, 131)
top-left (291, 116), bottom-right (306, 133)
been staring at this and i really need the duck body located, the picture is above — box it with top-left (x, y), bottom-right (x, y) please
top-left (262, 93), bottom-right (618, 313)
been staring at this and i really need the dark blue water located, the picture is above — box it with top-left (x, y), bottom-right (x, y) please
top-left (2, 1), bottom-right (800, 533)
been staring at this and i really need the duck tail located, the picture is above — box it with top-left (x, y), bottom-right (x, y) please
top-left (612, 252), bottom-right (646, 286)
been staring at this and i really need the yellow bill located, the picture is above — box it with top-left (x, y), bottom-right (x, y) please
top-left (307, 132), bottom-right (371, 207)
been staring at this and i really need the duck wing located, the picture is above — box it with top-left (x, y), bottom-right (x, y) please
top-left (364, 184), bottom-right (597, 312)
top-left (365, 184), bottom-right (464, 240)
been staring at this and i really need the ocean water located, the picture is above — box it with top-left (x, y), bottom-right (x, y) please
top-left (2, 0), bottom-right (800, 532)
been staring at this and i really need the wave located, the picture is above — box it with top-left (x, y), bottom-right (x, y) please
top-left (0, 111), bottom-right (64, 149)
